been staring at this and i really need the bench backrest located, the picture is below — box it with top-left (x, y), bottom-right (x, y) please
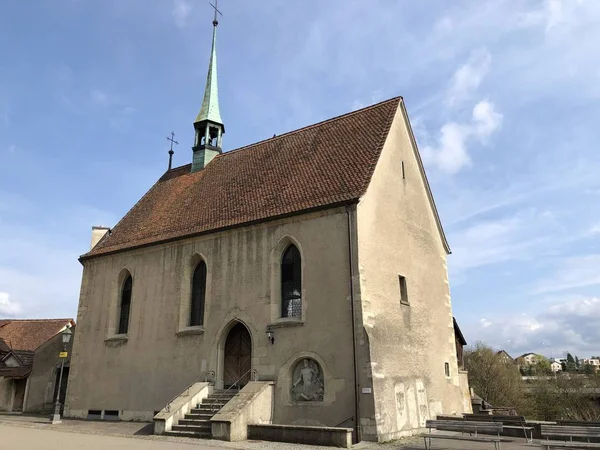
top-left (464, 414), bottom-right (526, 425)
top-left (426, 420), bottom-right (502, 434)
top-left (541, 424), bottom-right (600, 438)
top-left (557, 420), bottom-right (600, 428)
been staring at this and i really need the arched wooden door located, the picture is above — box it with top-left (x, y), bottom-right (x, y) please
top-left (223, 323), bottom-right (252, 388)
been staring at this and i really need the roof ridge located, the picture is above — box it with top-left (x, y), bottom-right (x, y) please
top-left (217, 96), bottom-right (402, 158)
top-left (2, 318), bottom-right (73, 322)
top-left (165, 96), bottom-right (402, 172)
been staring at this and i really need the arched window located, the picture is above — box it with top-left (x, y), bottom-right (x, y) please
top-left (118, 275), bottom-right (132, 335)
top-left (281, 245), bottom-right (301, 318)
top-left (190, 261), bottom-right (207, 326)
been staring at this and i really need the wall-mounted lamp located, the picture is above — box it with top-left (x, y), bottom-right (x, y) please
top-left (266, 327), bottom-right (275, 345)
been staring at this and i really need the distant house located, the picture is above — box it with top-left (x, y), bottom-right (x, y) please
top-left (516, 353), bottom-right (542, 366)
top-left (583, 358), bottom-right (600, 373)
top-left (0, 319), bottom-right (75, 413)
top-left (496, 350), bottom-right (515, 363)
top-left (550, 361), bottom-right (562, 372)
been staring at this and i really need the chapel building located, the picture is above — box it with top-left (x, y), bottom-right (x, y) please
top-left (65, 9), bottom-right (471, 442)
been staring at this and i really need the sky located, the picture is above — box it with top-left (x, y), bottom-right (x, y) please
top-left (1, 0), bottom-right (599, 359)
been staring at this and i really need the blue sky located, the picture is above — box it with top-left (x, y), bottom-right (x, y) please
top-left (1, 0), bottom-right (599, 358)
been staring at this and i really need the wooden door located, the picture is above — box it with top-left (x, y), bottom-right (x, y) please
top-left (12, 379), bottom-right (27, 411)
top-left (223, 323), bottom-right (252, 388)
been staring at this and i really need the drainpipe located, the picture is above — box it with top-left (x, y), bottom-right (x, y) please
top-left (346, 204), bottom-right (361, 443)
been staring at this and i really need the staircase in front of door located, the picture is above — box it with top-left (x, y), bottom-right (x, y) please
top-left (164, 389), bottom-right (237, 438)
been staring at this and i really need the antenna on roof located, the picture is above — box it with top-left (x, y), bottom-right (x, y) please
top-left (166, 131), bottom-right (179, 170)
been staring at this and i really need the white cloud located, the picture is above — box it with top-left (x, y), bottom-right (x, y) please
top-left (0, 292), bottom-right (21, 317)
top-left (474, 296), bottom-right (600, 357)
top-left (172, 0), bottom-right (192, 28)
top-left (90, 89), bottom-right (109, 107)
top-left (447, 48), bottom-right (491, 107)
top-left (422, 100), bottom-right (502, 174)
top-left (531, 254), bottom-right (600, 295)
top-left (449, 211), bottom-right (546, 274)
top-left (589, 223), bottom-right (600, 235)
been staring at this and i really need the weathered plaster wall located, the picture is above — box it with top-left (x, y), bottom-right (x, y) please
top-left (26, 333), bottom-right (74, 413)
top-left (0, 378), bottom-right (13, 410)
top-left (356, 101), bottom-right (468, 441)
top-left (66, 208), bottom-right (355, 428)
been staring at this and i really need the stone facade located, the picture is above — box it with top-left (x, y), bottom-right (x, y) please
top-left (66, 207), bottom-right (357, 427)
top-left (65, 99), bottom-right (470, 441)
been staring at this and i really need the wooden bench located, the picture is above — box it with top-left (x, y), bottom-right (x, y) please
top-left (424, 420), bottom-right (504, 450)
top-left (558, 420), bottom-right (600, 427)
top-left (464, 414), bottom-right (534, 442)
top-left (540, 424), bottom-right (600, 449)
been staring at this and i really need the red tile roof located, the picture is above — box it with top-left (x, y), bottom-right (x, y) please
top-left (0, 319), bottom-right (74, 352)
top-left (83, 97), bottom-right (401, 259)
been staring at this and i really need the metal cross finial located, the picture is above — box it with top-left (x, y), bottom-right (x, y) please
top-left (210, 0), bottom-right (223, 26)
top-left (166, 131), bottom-right (179, 170)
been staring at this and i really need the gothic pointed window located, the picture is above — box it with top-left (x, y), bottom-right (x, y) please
top-left (190, 261), bottom-right (207, 326)
top-left (281, 245), bottom-right (301, 318)
top-left (118, 275), bottom-right (132, 335)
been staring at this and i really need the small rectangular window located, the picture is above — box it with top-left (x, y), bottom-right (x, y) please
top-left (104, 410), bottom-right (119, 421)
top-left (399, 275), bottom-right (409, 305)
top-left (445, 362), bottom-right (450, 377)
top-left (401, 161), bottom-right (406, 179)
top-left (87, 410), bottom-right (102, 420)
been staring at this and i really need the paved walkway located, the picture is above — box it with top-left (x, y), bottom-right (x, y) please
top-left (0, 413), bottom-right (537, 449)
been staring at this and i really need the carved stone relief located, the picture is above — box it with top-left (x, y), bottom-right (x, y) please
top-left (291, 358), bottom-right (324, 402)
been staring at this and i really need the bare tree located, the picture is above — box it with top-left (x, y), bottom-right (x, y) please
top-left (465, 342), bottom-right (526, 411)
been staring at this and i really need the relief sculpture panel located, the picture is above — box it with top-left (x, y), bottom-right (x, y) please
top-left (291, 358), bottom-right (324, 402)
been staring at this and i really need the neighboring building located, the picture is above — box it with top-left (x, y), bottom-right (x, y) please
top-left (516, 353), bottom-right (542, 366)
top-left (0, 319), bottom-right (75, 413)
top-left (550, 361), bottom-right (562, 372)
top-left (583, 358), bottom-right (600, 372)
top-left (65, 8), bottom-right (471, 443)
top-left (453, 318), bottom-right (467, 370)
top-left (496, 350), bottom-right (514, 363)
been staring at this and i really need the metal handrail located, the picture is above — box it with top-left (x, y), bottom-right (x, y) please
top-left (165, 371), bottom-right (215, 413)
top-left (335, 416), bottom-right (354, 428)
top-left (208, 368), bottom-right (258, 412)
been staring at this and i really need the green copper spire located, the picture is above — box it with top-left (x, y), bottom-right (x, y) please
top-left (195, 7), bottom-right (223, 126)
top-left (191, 1), bottom-right (225, 173)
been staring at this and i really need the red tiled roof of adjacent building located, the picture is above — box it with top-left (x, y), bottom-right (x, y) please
top-left (83, 97), bottom-right (402, 259)
top-left (0, 338), bottom-right (10, 353)
top-left (0, 319), bottom-right (75, 352)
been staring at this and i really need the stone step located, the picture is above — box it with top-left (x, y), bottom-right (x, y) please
top-left (185, 412), bottom-right (214, 420)
top-left (202, 399), bottom-right (235, 405)
top-left (164, 430), bottom-right (210, 439)
top-left (201, 399), bottom-right (232, 405)
top-left (179, 419), bottom-right (212, 427)
top-left (172, 424), bottom-right (211, 433)
top-left (191, 406), bottom-right (222, 414)
top-left (198, 401), bottom-right (230, 408)
top-left (203, 394), bottom-right (236, 401)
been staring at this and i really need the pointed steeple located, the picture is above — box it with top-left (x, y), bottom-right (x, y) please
top-left (192, 1), bottom-right (225, 173)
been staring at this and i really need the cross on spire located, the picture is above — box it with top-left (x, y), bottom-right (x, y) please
top-left (166, 131), bottom-right (179, 170)
top-left (210, 0), bottom-right (222, 26)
